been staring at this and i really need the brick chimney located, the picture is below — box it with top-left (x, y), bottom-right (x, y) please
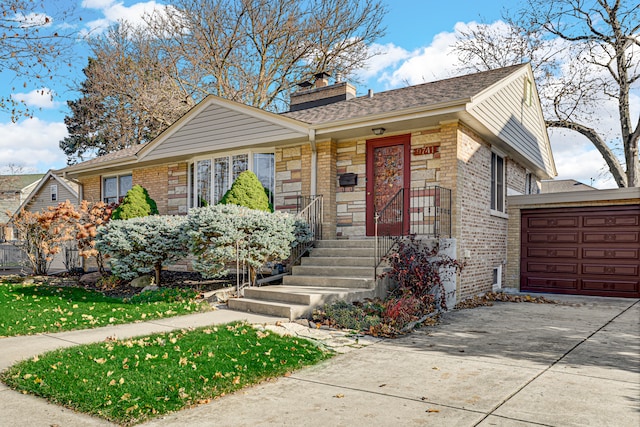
top-left (289, 72), bottom-right (356, 112)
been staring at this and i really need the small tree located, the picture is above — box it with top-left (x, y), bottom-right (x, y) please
top-left (111, 185), bottom-right (158, 220)
top-left (185, 204), bottom-right (310, 284)
top-left (95, 215), bottom-right (188, 285)
top-left (74, 200), bottom-right (116, 274)
top-left (219, 171), bottom-right (271, 212)
top-left (10, 201), bottom-right (79, 275)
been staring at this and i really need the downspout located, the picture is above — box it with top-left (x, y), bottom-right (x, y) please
top-left (309, 129), bottom-right (317, 197)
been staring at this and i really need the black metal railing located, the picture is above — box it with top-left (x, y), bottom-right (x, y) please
top-left (286, 195), bottom-right (323, 271)
top-left (374, 186), bottom-right (452, 272)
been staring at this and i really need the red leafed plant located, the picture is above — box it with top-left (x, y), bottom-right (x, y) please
top-left (381, 235), bottom-right (463, 313)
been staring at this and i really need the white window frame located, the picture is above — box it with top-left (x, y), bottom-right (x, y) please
top-left (50, 184), bottom-right (58, 201)
top-left (102, 173), bottom-right (132, 204)
top-left (490, 151), bottom-right (506, 214)
top-left (188, 149), bottom-right (275, 209)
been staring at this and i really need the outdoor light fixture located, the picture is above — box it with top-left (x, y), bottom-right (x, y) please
top-left (372, 127), bottom-right (386, 135)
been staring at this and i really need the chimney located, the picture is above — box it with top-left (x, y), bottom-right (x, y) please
top-left (290, 72), bottom-right (356, 112)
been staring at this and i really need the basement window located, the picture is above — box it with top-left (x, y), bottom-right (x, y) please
top-left (492, 265), bottom-right (502, 292)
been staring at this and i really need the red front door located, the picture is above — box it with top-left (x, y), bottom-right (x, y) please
top-left (366, 134), bottom-right (411, 236)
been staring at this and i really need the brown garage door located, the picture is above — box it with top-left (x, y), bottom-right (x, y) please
top-left (521, 205), bottom-right (640, 298)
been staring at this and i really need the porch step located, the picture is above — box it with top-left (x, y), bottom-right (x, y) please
top-left (282, 275), bottom-right (374, 289)
top-left (228, 286), bottom-right (377, 319)
top-left (301, 256), bottom-right (374, 267)
top-left (227, 239), bottom-right (382, 320)
top-left (309, 247), bottom-right (375, 258)
top-left (292, 265), bottom-right (382, 277)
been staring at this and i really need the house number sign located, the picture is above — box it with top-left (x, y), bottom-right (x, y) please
top-left (413, 145), bottom-right (440, 156)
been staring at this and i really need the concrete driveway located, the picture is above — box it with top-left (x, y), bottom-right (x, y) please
top-left (144, 295), bottom-right (639, 427)
top-left (1, 295), bottom-right (638, 426)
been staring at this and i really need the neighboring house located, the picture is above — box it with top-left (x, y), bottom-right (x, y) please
top-left (4, 171), bottom-right (81, 272)
top-left (16, 170), bottom-right (80, 213)
top-left (540, 179), bottom-right (596, 193)
top-left (58, 64), bottom-right (556, 300)
top-left (0, 173), bottom-right (44, 241)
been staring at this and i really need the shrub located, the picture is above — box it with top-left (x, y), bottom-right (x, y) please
top-left (219, 171), bottom-right (271, 212)
top-left (381, 235), bottom-right (463, 312)
top-left (185, 204), bottom-right (310, 283)
top-left (95, 215), bottom-right (188, 285)
top-left (111, 185), bottom-right (158, 220)
top-left (315, 300), bottom-right (381, 332)
top-left (10, 201), bottom-right (79, 275)
top-left (74, 200), bottom-right (116, 274)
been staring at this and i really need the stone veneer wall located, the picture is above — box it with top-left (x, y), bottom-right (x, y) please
top-left (275, 145), bottom-right (303, 213)
top-left (167, 162), bottom-right (188, 215)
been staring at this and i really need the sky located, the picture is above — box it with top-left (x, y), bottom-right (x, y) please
top-left (0, 0), bottom-right (637, 189)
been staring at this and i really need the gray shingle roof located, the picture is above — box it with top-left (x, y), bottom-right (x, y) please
top-left (282, 64), bottom-right (527, 124)
top-left (62, 145), bottom-right (143, 171)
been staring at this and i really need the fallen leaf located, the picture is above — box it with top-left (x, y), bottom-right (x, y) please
top-left (426, 408), bottom-right (440, 413)
top-left (378, 384), bottom-right (386, 387)
top-left (334, 393), bottom-right (345, 398)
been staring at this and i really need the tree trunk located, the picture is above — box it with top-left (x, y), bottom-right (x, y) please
top-left (546, 120), bottom-right (628, 188)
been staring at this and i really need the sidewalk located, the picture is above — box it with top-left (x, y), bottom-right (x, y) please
top-left (1, 295), bottom-right (639, 427)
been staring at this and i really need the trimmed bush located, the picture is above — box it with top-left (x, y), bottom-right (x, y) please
top-left (185, 204), bottom-right (310, 282)
top-left (95, 215), bottom-right (188, 285)
top-left (111, 185), bottom-right (159, 220)
top-left (219, 171), bottom-right (271, 212)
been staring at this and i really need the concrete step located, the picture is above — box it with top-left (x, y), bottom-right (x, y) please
top-left (244, 286), bottom-right (374, 306)
top-left (315, 239), bottom-right (376, 249)
top-left (227, 298), bottom-right (308, 319)
top-left (309, 247), bottom-right (375, 258)
top-left (283, 275), bottom-right (374, 289)
top-left (301, 256), bottom-right (375, 267)
top-left (229, 286), bottom-right (378, 320)
top-left (292, 265), bottom-right (379, 278)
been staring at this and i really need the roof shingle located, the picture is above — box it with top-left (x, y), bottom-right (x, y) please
top-left (282, 64), bottom-right (526, 124)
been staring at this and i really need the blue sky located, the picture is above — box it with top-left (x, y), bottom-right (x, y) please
top-left (0, 0), bottom-right (634, 189)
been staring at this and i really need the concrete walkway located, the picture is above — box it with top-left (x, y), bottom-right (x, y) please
top-left (1, 295), bottom-right (638, 426)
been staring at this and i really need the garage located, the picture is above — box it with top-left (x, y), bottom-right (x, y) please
top-left (520, 204), bottom-right (640, 298)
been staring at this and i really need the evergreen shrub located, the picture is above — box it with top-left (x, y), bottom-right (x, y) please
top-left (95, 215), bottom-right (188, 285)
top-left (219, 171), bottom-right (271, 212)
top-left (111, 185), bottom-right (159, 220)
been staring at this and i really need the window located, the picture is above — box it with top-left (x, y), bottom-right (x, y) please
top-left (490, 152), bottom-right (505, 212)
top-left (189, 152), bottom-right (274, 208)
top-left (492, 265), bottom-right (502, 292)
top-left (50, 184), bottom-right (58, 201)
top-left (103, 174), bottom-right (132, 203)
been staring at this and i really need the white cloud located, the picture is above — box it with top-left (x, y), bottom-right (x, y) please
top-left (81, 0), bottom-right (173, 34)
top-left (11, 88), bottom-right (58, 109)
top-left (357, 42), bottom-right (412, 81)
top-left (0, 118), bottom-right (68, 172)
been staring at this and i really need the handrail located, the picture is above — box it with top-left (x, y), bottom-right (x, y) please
top-left (374, 186), bottom-right (452, 276)
top-left (286, 194), bottom-right (323, 271)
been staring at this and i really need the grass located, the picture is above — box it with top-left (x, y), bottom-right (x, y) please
top-left (1, 322), bottom-right (332, 425)
top-left (0, 283), bottom-right (210, 337)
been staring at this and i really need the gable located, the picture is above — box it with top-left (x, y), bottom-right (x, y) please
top-left (468, 68), bottom-right (555, 178)
top-left (139, 98), bottom-right (309, 162)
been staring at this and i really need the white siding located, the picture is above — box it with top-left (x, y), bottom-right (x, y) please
top-left (470, 75), bottom-right (554, 177)
top-left (143, 103), bottom-right (307, 161)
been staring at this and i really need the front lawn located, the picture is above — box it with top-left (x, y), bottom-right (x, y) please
top-left (0, 283), bottom-right (210, 337)
top-left (1, 322), bottom-right (332, 425)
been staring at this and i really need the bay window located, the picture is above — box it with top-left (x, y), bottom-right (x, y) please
top-left (189, 151), bottom-right (274, 208)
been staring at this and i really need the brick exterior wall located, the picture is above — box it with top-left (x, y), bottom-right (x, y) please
top-left (275, 145), bottom-right (303, 212)
top-left (167, 162), bottom-right (188, 215)
top-left (80, 175), bottom-right (101, 203)
top-left (132, 165), bottom-right (168, 214)
top-left (335, 138), bottom-right (366, 237)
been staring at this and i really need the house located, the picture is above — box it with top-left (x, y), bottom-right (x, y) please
top-left (0, 173), bottom-right (44, 241)
top-left (3, 170), bottom-right (81, 272)
top-left (58, 63), bottom-right (556, 304)
top-left (540, 178), bottom-right (596, 193)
